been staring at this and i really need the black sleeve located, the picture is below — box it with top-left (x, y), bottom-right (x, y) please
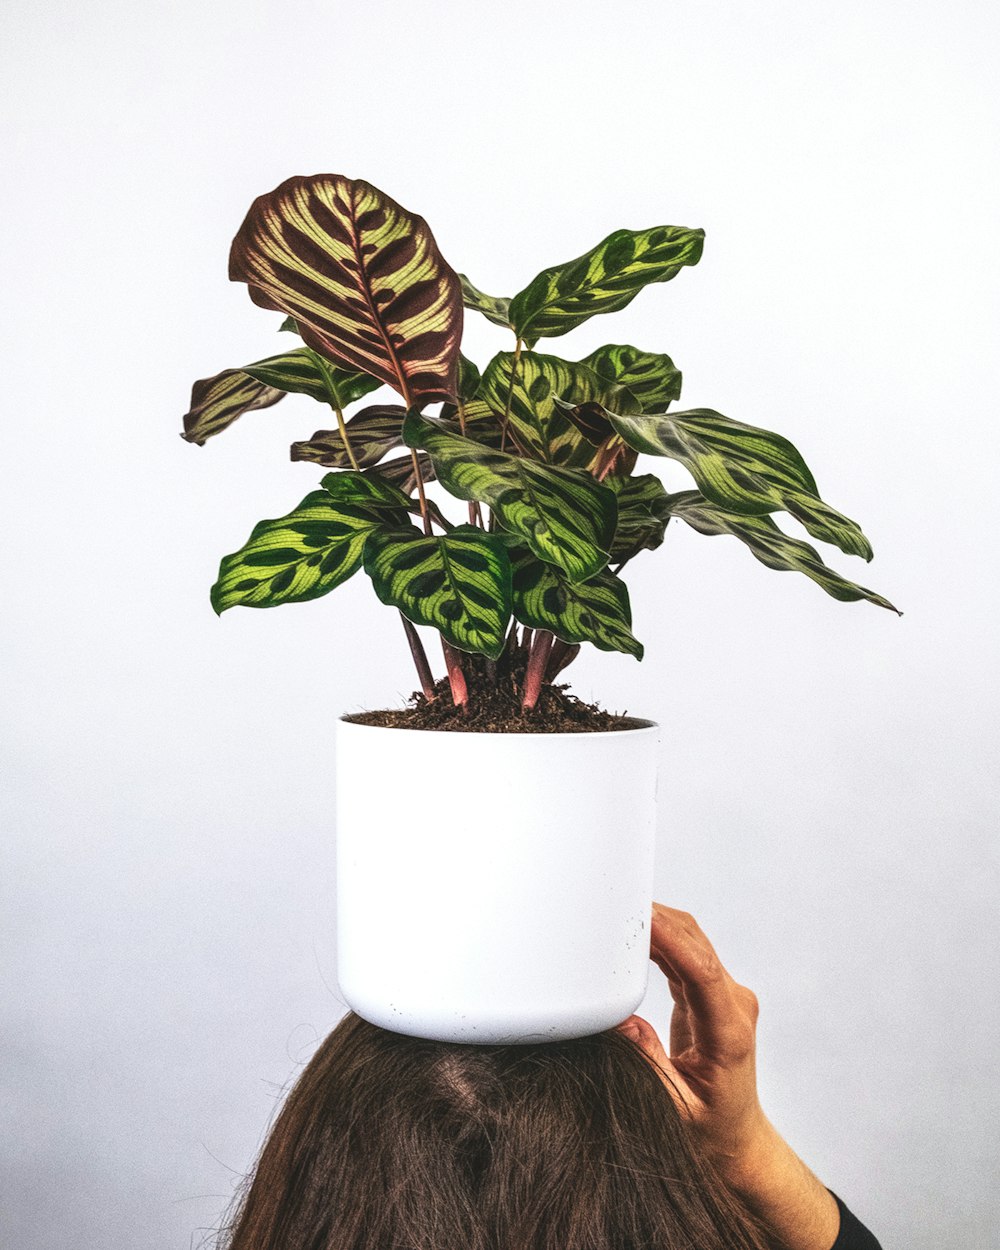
top-left (826, 1190), bottom-right (883, 1250)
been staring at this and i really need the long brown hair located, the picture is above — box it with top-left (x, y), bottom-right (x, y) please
top-left (218, 1011), bottom-right (769, 1250)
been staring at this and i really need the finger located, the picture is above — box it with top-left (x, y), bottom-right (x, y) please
top-left (648, 904), bottom-right (743, 1059)
top-left (617, 1015), bottom-right (697, 1119)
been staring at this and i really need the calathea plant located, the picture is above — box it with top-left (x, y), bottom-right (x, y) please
top-left (182, 174), bottom-right (898, 717)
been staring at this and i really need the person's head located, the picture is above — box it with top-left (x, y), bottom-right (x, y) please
top-left (219, 1010), bottom-right (769, 1250)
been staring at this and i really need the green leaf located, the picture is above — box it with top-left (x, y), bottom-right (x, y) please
top-left (604, 406), bottom-right (873, 560)
top-left (211, 487), bottom-right (408, 613)
top-left (511, 551), bottom-right (643, 658)
top-left (279, 316), bottom-right (299, 333)
top-left (319, 469), bottom-right (414, 511)
top-left (507, 225), bottom-right (704, 347)
top-left (364, 523), bottom-right (512, 658)
top-left (458, 274), bottom-right (512, 330)
top-left (479, 350), bottom-right (638, 467)
top-left (580, 344), bottom-right (682, 411)
top-left (403, 411), bottom-right (617, 583)
top-left (457, 353), bottom-right (482, 402)
top-left (291, 404), bottom-right (408, 468)
top-left (369, 452), bottom-right (435, 493)
top-left (230, 174), bottom-right (464, 407)
top-left (666, 491), bottom-right (900, 613)
top-left (245, 346), bottom-right (383, 411)
top-left (181, 366), bottom-right (286, 446)
top-left (607, 474), bottom-right (673, 562)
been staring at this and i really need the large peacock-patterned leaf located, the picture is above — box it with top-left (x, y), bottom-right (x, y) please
top-left (511, 551), bottom-right (643, 658)
top-left (507, 225), bottom-right (704, 347)
top-left (229, 174), bottom-right (463, 407)
top-left (403, 412), bottom-right (617, 582)
top-left (608, 474), bottom-right (674, 563)
top-left (458, 274), bottom-right (512, 330)
top-left (590, 404), bottom-right (873, 561)
top-left (666, 491), bottom-right (900, 613)
top-left (479, 351), bottom-right (639, 467)
top-left (364, 523), bottom-right (512, 658)
top-left (580, 344), bottom-right (682, 412)
top-left (181, 366), bottom-right (286, 446)
top-left (211, 475), bottom-right (410, 613)
top-left (290, 404), bottom-right (408, 469)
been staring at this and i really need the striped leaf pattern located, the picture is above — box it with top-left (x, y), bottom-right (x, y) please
top-left (291, 404), bottom-right (407, 468)
top-left (508, 225), bottom-right (705, 347)
top-left (457, 353), bottom-right (482, 401)
top-left (403, 412), bottom-right (617, 582)
top-left (666, 492), bottom-right (900, 613)
top-left (369, 452), bottom-right (436, 493)
top-left (244, 346), bottom-right (383, 409)
top-left (364, 524), bottom-right (512, 658)
top-left (511, 552), bottom-right (643, 658)
top-left (479, 351), bottom-right (639, 466)
top-left (580, 344), bottom-right (682, 411)
top-left (608, 474), bottom-right (673, 562)
top-left (459, 274), bottom-right (512, 330)
top-left (229, 174), bottom-right (463, 407)
top-left (211, 484), bottom-right (409, 614)
top-left (181, 367), bottom-right (286, 446)
top-left (607, 407), bottom-right (873, 560)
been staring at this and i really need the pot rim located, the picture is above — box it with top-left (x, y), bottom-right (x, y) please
top-left (337, 714), bottom-right (659, 740)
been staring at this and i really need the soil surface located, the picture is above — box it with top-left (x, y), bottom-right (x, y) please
top-left (344, 651), bottom-right (642, 734)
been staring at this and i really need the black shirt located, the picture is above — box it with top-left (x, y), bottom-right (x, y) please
top-left (828, 1191), bottom-right (882, 1250)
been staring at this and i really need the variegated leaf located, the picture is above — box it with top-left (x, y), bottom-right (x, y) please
top-left (459, 274), bottom-right (512, 330)
top-left (364, 523), bottom-right (512, 658)
top-left (479, 351), bottom-right (639, 467)
top-left (370, 452), bottom-right (436, 493)
top-left (291, 404), bottom-right (408, 468)
top-left (403, 412), bottom-right (617, 583)
top-left (511, 551), bottom-right (643, 658)
top-left (243, 345), bottom-right (383, 409)
top-left (666, 491), bottom-right (900, 613)
top-left (604, 406), bottom-right (873, 560)
top-left (458, 353), bottom-right (482, 402)
top-left (229, 174), bottom-right (463, 407)
top-left (181, 367), bottom-right (285, 446)
top-left (211, 486), bottom-right (409, 613)
top-left (508, 225), bottom-right (704, 347)
top-left (608, 474), bottom-right (673, 562)
top-left (580, 344), bottom-right (682, 411)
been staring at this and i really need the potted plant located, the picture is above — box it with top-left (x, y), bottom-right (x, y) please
top-left (182, 173), bottom-right (898, 1044)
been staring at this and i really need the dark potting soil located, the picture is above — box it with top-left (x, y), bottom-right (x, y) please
top-left (344, 653), bottom-right (641, 734)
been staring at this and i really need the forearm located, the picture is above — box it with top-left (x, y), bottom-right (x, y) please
top-left (717, 1116), bottom-right (841, 1250)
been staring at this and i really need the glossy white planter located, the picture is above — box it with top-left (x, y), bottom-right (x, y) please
top-left (335, 717), bottom-right (660, 1044)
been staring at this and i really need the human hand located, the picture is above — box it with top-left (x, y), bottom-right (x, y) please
top-left (617, 902), bottom-right (768, 1176)
top-left (617, 903), bottom-right (842, 1250)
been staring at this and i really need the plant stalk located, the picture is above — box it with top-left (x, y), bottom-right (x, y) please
top-left (409, 448), bottom-right (433, 537)
top-left (521, 629), bottom-right (554, 712)
top-left (401, 615), bottom-right (435, 701)
top-left (441, 639), bottom-right (469, 710)
top-left (334, 402), bottom-right (361, 472)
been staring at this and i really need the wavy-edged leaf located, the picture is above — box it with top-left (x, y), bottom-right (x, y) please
top-left (291, 404), bottom-right (408, 468)
top-left (459, 274), bottom-right (512, 330)
top-left (666, 491), bottom-right (900, 613)
top-left (211, 486), bottom-right (409, 614)
top-left (364, 523), bottom-right (512, 658)
top-left (508, 225), bottom-right (704, 347)
top-left (229, 174), bottom-right (463, 407)
top-left (511, 551), bottom-right (643, 658)
top-left (604, 406), bottom-right (873, 560)
top-left (608, 474), bottom-right (673, 562)
top-left (457, 353), bottom-right (482, 402)
top-left (580, 344), bottom-right (682, 411)
top-left (403, 412), bottom-right (616, 582)
top-left (243, 346), bottom-right (383, 410)
top-left (181, 367), bottom-right (286, 446)
top-left (479, 350), bottom-right (639, 467)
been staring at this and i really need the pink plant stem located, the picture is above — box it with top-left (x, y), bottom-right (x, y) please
top-left (401, 615), bottom-right (435, 701)
top-left (441, 639), bottom-right (469, 710)
top-left (521, 629), bottom-right (555, 711)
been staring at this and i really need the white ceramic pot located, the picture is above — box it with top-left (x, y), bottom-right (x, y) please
top-left (335, 717), bottom-right (660, 1044)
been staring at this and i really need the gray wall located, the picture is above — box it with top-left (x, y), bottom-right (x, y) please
top-left (3, 1), bottom-right (997, 1246)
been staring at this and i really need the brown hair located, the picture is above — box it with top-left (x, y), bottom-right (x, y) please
top-left (219, 1011), bottom-right (769, 1250)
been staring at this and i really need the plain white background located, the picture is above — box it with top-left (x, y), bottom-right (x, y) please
top-left (3, 1), bottom-right (997, 1246)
